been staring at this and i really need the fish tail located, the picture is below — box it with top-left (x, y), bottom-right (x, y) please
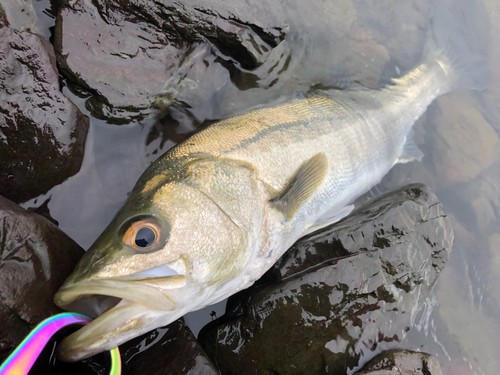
top-left (428, 4), bottom-right (489, 94)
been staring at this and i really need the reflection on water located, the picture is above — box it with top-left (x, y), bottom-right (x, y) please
top-left (21, 0), bottom-right (500, 373)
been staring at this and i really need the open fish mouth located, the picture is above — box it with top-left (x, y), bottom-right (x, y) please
top-left (56, 297), bottom-right (155, 362)
top-left (54, 270), bottom-right (187, 362)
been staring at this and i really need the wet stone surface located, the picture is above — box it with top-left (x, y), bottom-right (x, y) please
top-left (355, 349), bottom-right (443, 374)
top-left (120, 318), bottom-right (218, 375)
top-left (53, 0), bottom-right (432, 124)
top-left (31, 317), bottom-right (218, 374)
top-left (0, 0), bottom-right (52, 37)
top-left (199, 184), bottom-right (453, 374)
top-left (0, 196), bottom-right (84, 361)
top-left (0, 23), bottom-right (88, 204)
top-left (54, 0), bottom-right (288, 123)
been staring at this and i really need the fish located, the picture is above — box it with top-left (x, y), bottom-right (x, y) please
top-left (54, 11), bottom-right (488, 362)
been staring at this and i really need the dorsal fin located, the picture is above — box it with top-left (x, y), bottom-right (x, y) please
top-left (273, 153), bottom-right (329, 220)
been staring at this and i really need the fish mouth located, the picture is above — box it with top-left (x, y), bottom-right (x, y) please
top-left (54, 271), bottom-right (188, 362)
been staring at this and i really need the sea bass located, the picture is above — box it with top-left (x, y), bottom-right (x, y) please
top-left (54, 26), bottom-right (487, 361)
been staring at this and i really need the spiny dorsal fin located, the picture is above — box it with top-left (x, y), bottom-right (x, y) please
top-left (273, 152), bottom-right (329, 220)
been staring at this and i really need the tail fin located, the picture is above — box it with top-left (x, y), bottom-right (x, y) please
top-left (428, 4), bottom-right (490, 93)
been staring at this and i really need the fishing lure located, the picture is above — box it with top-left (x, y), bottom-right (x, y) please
top-left (0, 312), bottom-right (121, 375)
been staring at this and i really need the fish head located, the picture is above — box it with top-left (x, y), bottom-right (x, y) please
top-left (55, 157), bottom-right (263, 361)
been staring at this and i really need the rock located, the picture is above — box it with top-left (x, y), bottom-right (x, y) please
top-left (95, 0), bottom-right (287, 66)
top-left (436, 161), bottom-right (500, 237)
top-left (120, 318), bottom-right (218, 375)
top-left (30, 317), bottom-right (218, 374)
top-left (488, 232), bottom-right (500, 309)
top-left (435, 246), bottom-right (500, 375)
top-left (0, 0), bottom-right (48, 36)
top-left (465, 0), bottom-right (498, 129)
top-left (353, 0), bottom-right (431, 73)
top-left (0, 4), bottom-right (8, 28)
top-left (0, 196), bottom-right (84, 361)
top-left (199, 184), bottom-right (453, 374)
top-left (54, 0), bottom-right (287, 123)
top-left (355, 349), bottom-right (443, 374)
top-left (0, 25), bottom-right (89, 204)
top-left (53, 0), bottom-right (432, 124)
top-left (428, 92), bottom-right (500, 187)
top-left (214, 0), bottom-right (432, 124)
top-left (465, 162), bottom-right (500, 235)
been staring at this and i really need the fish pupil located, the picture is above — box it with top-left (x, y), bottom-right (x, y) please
top-left (135, 227), bottom-right (156, 247)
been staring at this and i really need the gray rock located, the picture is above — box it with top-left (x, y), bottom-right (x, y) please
top-left (199, 184), bottom-right (453, 374)
top-left (0, 196), bottom-right (84, 361)
top-left (0, 25), bottom-right (88, 203)
top-left (355, 349), bottom-right (443, 375)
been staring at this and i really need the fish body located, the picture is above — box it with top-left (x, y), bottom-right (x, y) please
top-left (54, 31), bottom-right (487, 361)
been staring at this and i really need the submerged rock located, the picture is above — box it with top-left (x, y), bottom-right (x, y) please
top-left (0, 24), bottom-right (89, 203)
top-left (0, 196), bottom-right (84, 361)
top-left (355, 349), bottom-right (443, 375)
top-left (352, 0), bottom-right (432, 74)
top-left (54, 0), bottom-right (288, 123)
top-left (428, 92), bottom-right (500, 187)
top-left (54, 0), bottom-right (433, 124)
top-left (120, 318), bottom-right (218, 375)
top-left (199, 184), bottom-right (453, 374)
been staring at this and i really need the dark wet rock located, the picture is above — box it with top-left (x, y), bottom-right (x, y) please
top-left (0, 196), bottom-right (84, 361)
top-left (29, 317), bottom-right (218, 374)
top-left (94, 0), bottom-right (287, 65)
top-left (54, 0), bottom-right (287, 123)
top-left (52, 0), bottom-right (436, 124)
top-left (355, 349), bottom-right (443, 374)
top-left (120, 318), bottom-right (218, 375)
top-left (0, 26), bottom-right (88, 204)
top-left (199, 184), bottom-right (453, 374)
top-left (31, 330), bottom-right (112, 375)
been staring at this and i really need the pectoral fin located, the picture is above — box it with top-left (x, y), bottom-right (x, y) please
top-left (273, 153), bottom-right (328, 220)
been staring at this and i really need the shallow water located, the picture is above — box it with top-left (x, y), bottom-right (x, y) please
top-left (21, 0), bottom-right (500, 373)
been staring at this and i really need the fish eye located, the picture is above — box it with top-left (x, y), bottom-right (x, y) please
top-left (122, 218), bottom-right (165, 252)
top-left (135, 227), bottom-right (156, 247)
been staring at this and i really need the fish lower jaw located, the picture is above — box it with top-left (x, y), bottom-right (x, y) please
top-left (57, 300), bottom-right (188, 362)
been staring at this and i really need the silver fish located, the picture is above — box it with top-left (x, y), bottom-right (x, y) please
top-left (54, 26), bottom-right (487, 361)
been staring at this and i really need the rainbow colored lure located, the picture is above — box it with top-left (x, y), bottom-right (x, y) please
top-left (0, 312), bottom-right (121, 375)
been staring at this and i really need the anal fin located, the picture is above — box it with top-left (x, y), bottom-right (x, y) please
top-left (272, 153), bottom-right (329, 220)
top-left (397, 130), bottom-right (424, 164)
